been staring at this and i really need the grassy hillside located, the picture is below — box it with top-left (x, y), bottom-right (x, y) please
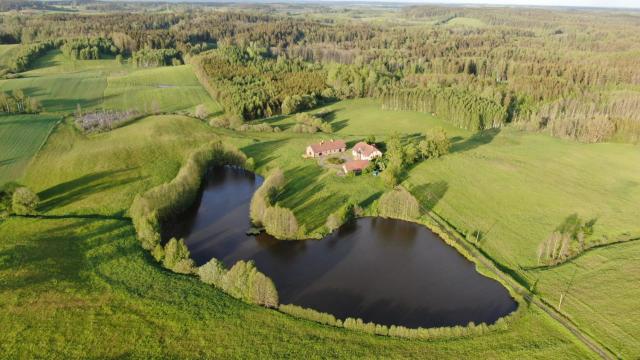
top-left (0, 215), bottom-right (593, 359)
top-left (0, 44), bottom-right (20, 71)
top-left (0, 115), bottom-right (594, 359)
top-left (0, 48), bottom-right (638, 357)
top-left (0, 50), bottom-right (220, 114)
top-left (534, 241), bottom-right (640, 359)
top-left (23, 115), bottom-right (216, 216)
top-left (0, 114), bottom-right (59, 184)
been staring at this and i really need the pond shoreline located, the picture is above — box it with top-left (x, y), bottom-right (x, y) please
top-left (166, 165), bottom-right (519, 330)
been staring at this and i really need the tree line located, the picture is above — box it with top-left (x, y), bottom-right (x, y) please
top-left (128, 139), bottom-right (279, 308)
top-left (0, 89), bottom-right (41, 114)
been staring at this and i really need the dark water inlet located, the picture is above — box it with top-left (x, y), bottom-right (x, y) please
top-left (165, 166), bottom-right (517, 329)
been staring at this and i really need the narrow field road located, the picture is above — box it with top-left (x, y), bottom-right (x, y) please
top-left (422, 208), bottom-right (617, 360)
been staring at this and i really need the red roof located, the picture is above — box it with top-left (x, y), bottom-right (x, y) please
top-left (344, 159), bottom-right (370, 171)
top-left (352, 142), bottom-right (380, 157)
top-left (308, 140), bottom-right (346, 153)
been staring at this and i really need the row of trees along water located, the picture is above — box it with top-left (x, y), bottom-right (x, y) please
top-left (128, 140), bottom-right (279, 308)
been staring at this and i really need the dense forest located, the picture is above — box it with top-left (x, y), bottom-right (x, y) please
top-left (1, 3), bottom-right (639, 141)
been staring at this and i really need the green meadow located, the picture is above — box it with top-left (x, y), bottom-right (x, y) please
top-left (0, 114), bottom-right (594, 359)
top-left (0, 114), bottom-right (59, 184)
top-left (0, 50), bottom-right (220, 114)
top-left (1, 50), bottom-right (639, 358)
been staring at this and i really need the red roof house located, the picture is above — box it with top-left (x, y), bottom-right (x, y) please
top-left (306, 140), bottom-right (346, 158)
top-left (352, 142), bottom-right (382, 161)
top-left (342, 159), bottom-right (371, 174)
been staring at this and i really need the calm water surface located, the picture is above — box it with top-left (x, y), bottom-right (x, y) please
top-left (166, 166), bottom-right (517, 328)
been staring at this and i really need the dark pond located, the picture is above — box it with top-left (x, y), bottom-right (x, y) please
top-left (165, 166), bottom-right (517, 329)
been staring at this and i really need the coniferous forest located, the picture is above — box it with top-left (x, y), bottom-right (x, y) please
top-left (2, 3), bottom-right (639, 141)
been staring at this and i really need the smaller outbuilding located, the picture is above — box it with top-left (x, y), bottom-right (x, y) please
top-left (343, 159), bottom-right (371, 174)
top-left (305, 139), bottom-right (346, 158)
top-left (352, 142), bottom-right (383, 161)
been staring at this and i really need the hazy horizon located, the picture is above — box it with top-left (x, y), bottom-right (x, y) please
top-left (145, 0), bottom-right (640, 10)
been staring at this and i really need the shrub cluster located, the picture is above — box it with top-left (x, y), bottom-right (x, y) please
top-left (537, 214), bottom-right (597, 266)
top-left (74, 109), bottom-right (139, 133)
top-left (279, 304), bottom-right (509, 339)
top-left (289, 113), bottom-right (332, 134)
top-left (0, 183), bottom-right (39, 217)
top-left (0, 90), bottom-right (41, 114)
top-left (249, 169), bottom-right (302, 239)
top-left (377, 187), bottom-right (420, 221)
top-left (236, 123), bottom-right (281, 132)
top-left (132, 48), bottom-right (182, 68)
top-left (199, 259), bottom-right (278, 307)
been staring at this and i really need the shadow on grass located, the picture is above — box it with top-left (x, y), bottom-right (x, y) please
top-left (360, 191), bottom-right (383, 208)
top-left (0, 218), bottom-right (131, 291)
top-left (241, 139), bottom-right (288, 169)
top-left (37, 168), bottom-right (142, 213)
top-left (451, 128), bottom-right (501, 154)
top-left (0, 157), bottom-right (19, 167)
top-left (411, 181), bottom-right (449, 211)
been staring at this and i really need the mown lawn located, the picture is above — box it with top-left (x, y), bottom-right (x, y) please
top-left (0, 115), bottom-right (594, 359)
top-left (0, 114), bottom-right (59, 184)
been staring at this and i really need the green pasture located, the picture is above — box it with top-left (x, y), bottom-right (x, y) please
top-left (0, 50), bottom-right (220, 114)
top-left (0, 114), bottom-right (59, 184)
top-left (0, 52), bottom-right (638, 357)
top-left (0, 115), bottom-right (594, 359)
top-left (0, 44), bottom-right (20, 70)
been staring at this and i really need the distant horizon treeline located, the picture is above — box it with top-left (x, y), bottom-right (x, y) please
top-left (1, 6), bottom-right (640, 142)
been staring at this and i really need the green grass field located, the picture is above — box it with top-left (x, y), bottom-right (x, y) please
top-left (0, 50), bottom-right (221, 114)
top-left (0, 114), bottom-right (59, 184)
top-left (0, 115), bottom-right (595, 359)
top-left (1, 52), bottom-right (639, 358)
top-left (0, 44), bottom-right (20, 71)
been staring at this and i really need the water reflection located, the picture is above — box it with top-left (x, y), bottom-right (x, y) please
top-left (166, 166), bottom-right (517, 328)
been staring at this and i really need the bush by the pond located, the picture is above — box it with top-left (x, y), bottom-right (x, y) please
top-left (377, 187), bottom-right (420, 220)
top-left (263, 205), bottom-right (300, 239)
top-left (130, 139), bottom-right (246, 253)
top-left (279, 304), bottom-right (510, 339)
top-left (199, 259), bottom-right (279, 308)
top-left (325, 202), bottom-right (355, 233)
top-left (163, 238), bottom-right (196, 274)
top-left (128, 138), bottom-right (279, 310)
top-left (250, 168), bottom-right (285, 226)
